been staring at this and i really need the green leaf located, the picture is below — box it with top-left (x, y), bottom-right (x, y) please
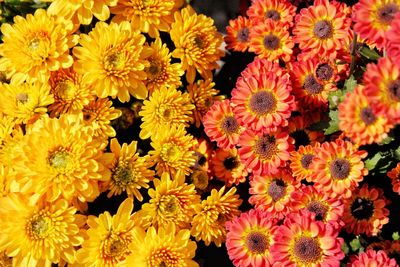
top-left (308, 120), bottom-right (330, 131)
top-left (324, 110), bottom-right (339, 135)
top-left (393, 232), bottom-right (400, 241)
top-left (378, 135), bottom-right (395, 145)
top-left (364, 152), bottom-right (383, 171)
top-left (343, 75), bottom-right (357, 93)
top-left (350, 238), bottom-right (362, 252)
top-left (328, 90), bottom-right (343, 109)
top-left (341, 242), bottom-right (350, 254)
top-left (359, 46), bottom-right (381, 60)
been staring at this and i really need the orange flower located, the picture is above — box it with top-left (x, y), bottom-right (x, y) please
top-left (211, 148), bottom-right (248, 186)
top-left (347, 249), bottom-right (398, 267)
top-left (225, 16), bottom-right (252, 52)
top-left (287, 115), bottom-right (325, 149)
top-left (388, 162), bottom-right (400, 195)
top-left (386, 12), bottom-right (400, 62)
top-left (290, 143), bottom-right (320, 183)
top-left (247, 0), bottom-right (296, 27)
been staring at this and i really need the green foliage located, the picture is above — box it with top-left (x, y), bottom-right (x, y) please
top-left (350, 237), bottom-right (364, 252)
top-left (359, 46), bottom-right (381, 61)
top-left (393, 232), bottom-right (400, 241)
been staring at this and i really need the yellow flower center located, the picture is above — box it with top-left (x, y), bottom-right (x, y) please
top-left (105, 51), bottom-right (126, 71)
top-left (112, 165), bottom-right (137, 186)
top-left (48, 150), bottom-right (72, 171)
top-left (161, 143), bottom-right (182, 163)
top-left (15, 93), bottom-right (29, 104)
top-left (104, 237), bottom-right (128, 257)
top-left (157, 105), bottom-right (175, 122)
top-left (56, 80), bottom-right (77, 101)
top-left (28, 38), bottom-right (41, 52)
top-left (29, 215), bottom-right (52, 239)
top-left (159, 195), bottom-right (180, 216)
top-left (27, 32), bottom-right (50, 59)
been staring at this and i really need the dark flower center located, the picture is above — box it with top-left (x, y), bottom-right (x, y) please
top-left (265, 10), bottom-right (281, 21)
top-left (254, 135), bottom-right (277, 159)
top-left (246, 232), bottom-right (269, 254)
top-left (329, 158), bottom-right (351, 180)
top-left (223, 156), bottom-right (239, 170)
top-left (290, 130), bottom-right (311, 148)
top-left (313, 20), bottom-right (333, 39)
top-left (221, 116), bottom-right (239, 134)
top-left (16, 93), bottom-right (29, 104)
top-left (263, 34), bottom-right (280, 50)
top-left (300, 154), bottom-right (314, 169)
top-left (351, 197), bottom-right (374, 220)
top-left (293, 237), bottom-right (322, 263)
top-left (237, 28), bottom-right (250, 42)
top-left (304, 75), bottom-right (324, 94)
top-left (113, 166), bottom-right (136, 186)
top-left (316, 63), bottom-right (334, 81)
top-left (249, 91), bottom-right (277, 116)
top-left (388, 79), bottom-right (400, 101)
top-left (307, 201), bottom-right (329, 221)
top-left (268, 179), bottom-right (286, 201)
top-left (194, 152), bottom-right (207, 167)
top-left (194, 35), bottom-right (206, 49)
top-left (377, 3), bottom-right (399, 25)
top-left (360, 107), bottom-right (377, 125)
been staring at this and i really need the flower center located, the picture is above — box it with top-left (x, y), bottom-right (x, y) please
top-left (377, 3), bottom-right (399, 25)
top-left (105, 51), bottom-right (126, 71)
top-left (268, 179), bottom-right (286, 201)
top-left (388, 79), bottom-right (400, 101)
top-left (161, 143), bottom-right (182, 163)
top-left (146, 59), bottom-right (163, 80)
top-left (223, 156), bottom-right (239, 170)
top-left (29, 215), bottom-right (52, 239)
top-left (300, 154), bottom-right (314, 169)
top-left (194, 34), bottom-right (206, 49)
top-left (149, 248), bottom-right (180, 267)
top-left (316, 63), bottom-right (334, 81)
top-left (16, 93), bottom-right (29, 104)
top-left (313, 20), bottom-right (333, 39)
top-left (48, 150), bottom-right (72, 171)
top-left (158, 105), bottom-right (175, 122)
top-left (104, 238), bottom-right (128, 257)
top-left (351, 197), bottom-right (374, 220)
top-left (263, 34), bottom-right (280, 50)
top-left (28, 38), bottom-right (41, 52)
top-left (237, 28), bottom-right (250, 42)
top-left (293, 236), bottom-right (322, 264)
top-left (360, 107), bottom-right (376, 125)
top-left (249, 91), bottom-right (277, 116)
top-left (254, 135), bottom-right (277, 160)
top-left (113, 165), bottom-right (137, 186)
top-left (304, 75), bottom-right (323, 94)
top-left (191, 170), bottom-right (209, 190)
top-left (56, 80), bottom-right (76, 101)
top-left (245, 232), bottom-right (269, 254)
top-left (307, 201), bottom-right (329, 221)
top-left (329, 158), bottom-right (351, 180)
top-left (290, 130), bottom-right (310, 148)
top-left (194, 152), bottom-right (207, 167)
top-left (159, 195), bottom-right (180, 215)
top-left (221, 116), bottom-right (239, 134)
top-left (265, 10), bottom-right (280, 21)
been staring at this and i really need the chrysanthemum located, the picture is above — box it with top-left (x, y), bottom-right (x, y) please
top-left (0, 9), bottom-right (77, 83)
top-left (12, 115), bottom-right (110, 202)
top-left (353, 0), bottom-right (400, 50)
top-left (73, 21), bottom-right (150, 102)
top-left (238, 129), bottom-right (293, 176)
top-left (187, 79), bottom-right (223, 128)
top-left (203, 99), bottom-right (242, 150)
top-left (347, 249), bottom-right (398, 267)
top-left (293, 0), bottom-right (351, 59)
top-left (388, 163), bottom-right (400, 195)
top-left (48, 67), bottom-right (94, 117)
top-left (148, 125), bottom-right (197, 178)
top-left (249, 168), bottom-right (300, 219)
top-left (0, 126), bottom-right (24, 169)
top-left (247, 0), bottom-right (296, 27)
top-left (111, 0), bottom-right (177, 38)
top-left (76, 198), bottom-right (136, 266)
top-left (231, 72), bottom-right (295, 132)
top-left (0, 164), bottom-right (19, 197)
top-left (310, 140), bottom-right (368, 199)
top-left (225, 209), bottom-right (278, 267)
top-left (0, 193), bottom-right (84, 266)
top-left (290, 144), bottom-right (320, 183)
top-left (0, 115), bottom-right (15, 145)
top-left (363, 57), bottom-right (400, 122)
top-left (386, 13), bottom-right (400, 62)
top-left (287, 115), bottom-right (325, 149)
top-left (0, 81), bottom-right (54, 125)
top-left (211, 148), bottom-right (249, 186)
top-left (191, 186), bottom-right (242, 247)
top-left (144, 38), bottom-right (184, 94)
top-left (192, 138), bottom-right (213, 172)
top-left (271, 211), bottom-right (344, 266)
top-left (139, 86), bottom-right (194, 140)
top-left (170, 6), bottom-right (224, 83)
top-left (101, 138), bottom-right (154, 201)
top-left (339, 85), bottom-right (394, 145)
top-left (138, 172), bottom-right (200, 231)
top-left (249, 20), bottom-right (294, 62)
top-left (342, 184), bottom-right (390, 236)
top-left (126, 223), bottom-right (198, 267)
top-left (225, 16), bottom-right (252, 52)
top-left (241, 57), bottom-right (287, 79)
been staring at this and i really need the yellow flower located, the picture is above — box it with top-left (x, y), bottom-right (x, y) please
top-left (0, 114), bottom-right (15, 144)
top-left (0, 164), bottom-right (19, 197)
top-left (191, 186), bottom-right (242, 247)
top-left (73, 21), bottom-right (150, 102)
top-left (170, 6), bottom-right (224, 83)
top-left (0, 193), bottom-right (84, 266)
top-left (101, 138), bottom-right (154, 201)
top-left (0, 81), bottom-right (54, 125)
top-left (0, 126), bottom-right (24, 169)
top-left (0, 9), bottom-right (78, 83)
top-left (144, 38), bottom-right (184, 94)
top-left (126, 223), bottom-right (198, 267)
top-left (139, 86), bottom-right (194, 140)
top-left (76, 198), bottom-right (136, 266)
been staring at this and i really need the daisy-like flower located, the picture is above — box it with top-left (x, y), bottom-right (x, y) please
top-left (80, 98), bottom-right (122, 140)
top-left (203, 99), bottom-right (242, 150)
top-left (363, 57), bottom-right (400, 122)
top-left (225, 209), bottom-right (278, 267)
top-left (138, 172), bottom-right (200, 231)
top-left (0, 193), bottom-right (84, 266)
top-left (170, 6), bottom-right (224, 83)
top-left (211, 148), bottom-right (249, 186)
top-left (353, 0), bottom-right (400, 50)
top-left (48, 67), bottom-right (94, 118)
top-left (271, 210), bottom-right (344, 266)
top-left (189, 169), bottom-right (210, 191)
top-left (347, 249), bottom-right (399, 267)
top-left (238, 128), bottom-right (293, 176)
top-left (293, 0), bottom-right (351, 59)
top-left (144, 38), bottom-right (184, 94)
top-left (126, 223), bottom-right (198, 267)
top-left (241, 57), bottom-right (287, 79)
top-left (249, 168), bottom-right (300, 219)
top-left (287, 115), bottom-right (325, 149)
top-left (76, 198), bottom-right (136, 266)
top-left (0, 9), bottom-right (77, 83)
top-left (148, 124), bottom-right (197, 178)
top-left (101, 138), bottom-right (154, 201)
top-left (48, 0), bottom-right (118, 25)
top-left (0, 126), bottom-right (24, 169)
top-left (249, 20), bottom-right (294, 62)
top-left (339, 85), bottom-right (394, 145)
top-left (388, 162), bottom-right (400, 195)
top-left (139, 86), bottom-right (194, 140)
top-left (290, 144), bottom-right (320, 183)
top-left (225, 16), bottom-right (252, 52)
top-left (0, 164), bottom-right (18, 197)
top-left (247, 0), bottom-right (296, 27)
top-left (192, 138), bottom-right (213, 172)
top-left (13, 114), bottom-right (110, 202)
top-left (111, 0), bottom-right (177, 38)
top-left (73, 21), bottom-right (150, 102)
top-left (386, 13), bottom-right (400, 62)
top-left (0, 81), bottom-right (53, 125)
top-left (231, 71), bottom-right (295, 132)
top-left (342, 184), bottom-right (390, 236)
top-left (310, 139), bottom-right (368, 199)
top-left (191, 186), bottom-right (242, 247)
top-left (187, 79), bottom-right (223, 128)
